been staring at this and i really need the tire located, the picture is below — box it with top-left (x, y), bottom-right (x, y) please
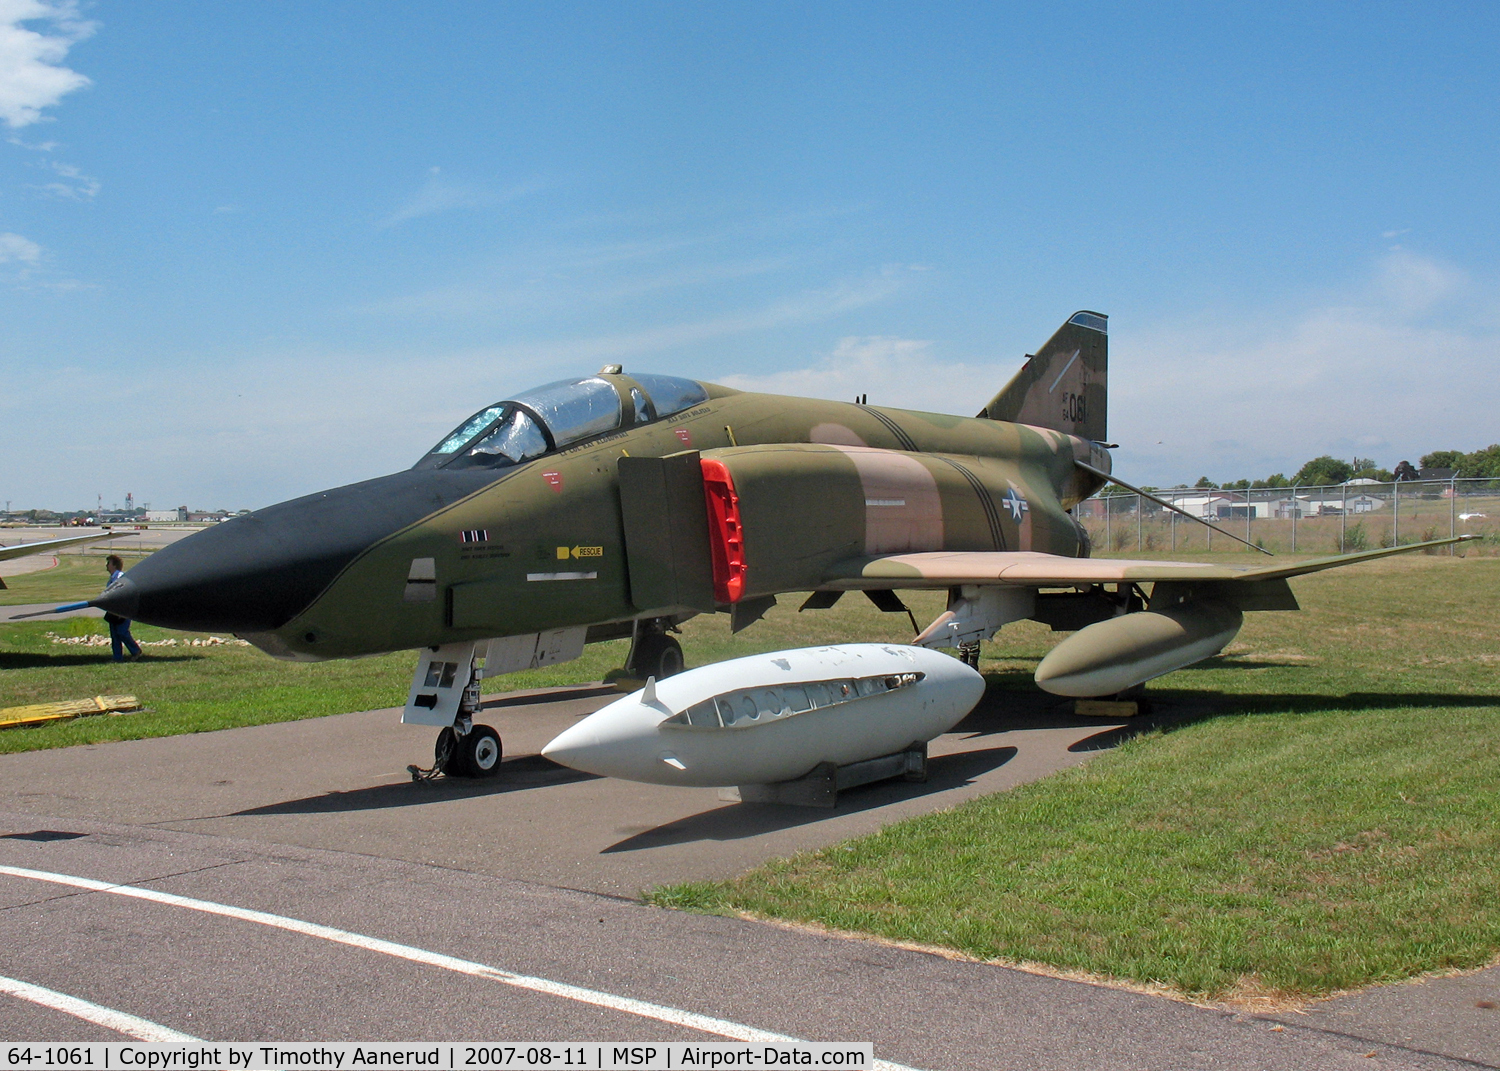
top-left (632, 633), bottom-right (685, 679)
top-left (453, 724), bottom-right (503, 778)
top-left (434, 726), bottom-right (460, 773)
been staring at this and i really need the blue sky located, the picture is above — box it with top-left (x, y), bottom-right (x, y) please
top-left (3, 2), bottom-right (1498, 510)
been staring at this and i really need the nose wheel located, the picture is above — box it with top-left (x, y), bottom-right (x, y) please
top-left (435, 724), bottom-right (503, 778)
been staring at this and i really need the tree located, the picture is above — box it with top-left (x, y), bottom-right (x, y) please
top-left (1194, 476), bottom-right (1214, 488)
top-left (1421, 449), bottom-right (1465, 470)
top-left (1293, 455), bottom-right (1353, 486)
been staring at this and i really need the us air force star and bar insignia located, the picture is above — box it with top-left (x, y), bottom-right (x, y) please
top-left (1003, 486), bottom-right (1030, 521)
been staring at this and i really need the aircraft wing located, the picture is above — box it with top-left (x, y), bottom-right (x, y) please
top-left (0, 531), bottom-right (136, 564)
top-left (820, 536), bottom-right (1474, 590)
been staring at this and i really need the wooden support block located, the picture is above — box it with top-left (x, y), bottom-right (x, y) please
top-left (1074, 698), bottom-right (1144, 719)
top-left (0, 695), bottom-right (142, 730)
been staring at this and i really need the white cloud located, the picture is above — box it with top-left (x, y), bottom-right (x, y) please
top-left (0, 229), bottom-right (40, 261)
top-left (710, 251), bottom-right (1500, 486)
top-left (381, 168), bottom-right (543, 226)
top-left (26, 155), bottom-right (96, 198)
top-left (0, 0), bottom-right (94, 128)
top-left (720, 335), bottom-right (1006, 415)
top-left (1110, 251), bottom-right (1500, 483)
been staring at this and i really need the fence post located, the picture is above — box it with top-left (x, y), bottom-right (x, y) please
top-left (1341, 482), bottom-right (1347, 550)
top-left (1245, 489), bottom-right (1252, 550)
top-left (1136, 494), bottom-right (1142, 551)
top-left (1292, 483), bottom-right (1298, 552)
top-left (1450, 476), bottom-right (1456, 555)
top-left (1105, 495), bottom-right (1111, 553)
top-left (1393, 479), bottom-right (1399, 546)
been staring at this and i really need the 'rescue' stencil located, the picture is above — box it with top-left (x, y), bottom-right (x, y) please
top-left (542, 470), bottom-right (563, 492)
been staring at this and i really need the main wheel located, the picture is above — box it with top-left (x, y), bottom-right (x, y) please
top-left (632, 633), bottom-right (685, 679)
top-left (453, 724), bottom-right (503, 778)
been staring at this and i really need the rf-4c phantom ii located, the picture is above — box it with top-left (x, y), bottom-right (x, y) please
top-left (78, 312), bottom-right (1469, 777)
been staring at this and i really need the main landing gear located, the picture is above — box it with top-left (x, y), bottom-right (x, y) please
top-left (626, 619), bottom-right (686, 680)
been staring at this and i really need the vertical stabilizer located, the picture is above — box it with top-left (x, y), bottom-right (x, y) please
top-left (979, 311), bottom-right (1107, 442)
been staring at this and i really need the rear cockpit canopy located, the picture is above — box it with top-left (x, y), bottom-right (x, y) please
top-left (415, 372), bottom-right (710, 470)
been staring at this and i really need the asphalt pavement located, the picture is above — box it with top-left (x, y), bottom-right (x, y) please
top-left (0, 683), bottom-right (1494, 1067)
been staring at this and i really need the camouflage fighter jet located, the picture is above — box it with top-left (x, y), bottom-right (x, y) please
top-left (77, 312), bottom-right (1467, 775)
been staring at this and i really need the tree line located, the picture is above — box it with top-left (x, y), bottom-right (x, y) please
top-left (1096, 444), bottom-right (1500, 494)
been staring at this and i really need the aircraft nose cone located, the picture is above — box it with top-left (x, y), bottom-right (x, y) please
top-left (92, 575), bottom-right (140, 619)
top-left (108, 468), bottom-right (497, 633)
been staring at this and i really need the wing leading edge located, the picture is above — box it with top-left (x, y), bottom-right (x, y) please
top-left (819, 536), bottom-right (1476, 591)
top-left (0, 531), bottom-right (135, 564)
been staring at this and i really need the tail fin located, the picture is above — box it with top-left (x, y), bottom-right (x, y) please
top-left (979, 311), bottom-right (1107, 442)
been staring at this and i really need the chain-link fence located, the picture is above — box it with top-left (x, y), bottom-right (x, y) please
top-left (1078, 478), bottom-right (1500, 556)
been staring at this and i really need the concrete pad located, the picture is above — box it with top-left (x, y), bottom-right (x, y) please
top-left (0, 684), bottom-right (1134, 895)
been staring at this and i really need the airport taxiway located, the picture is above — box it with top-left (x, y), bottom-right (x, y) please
top-left (0, 686), bottom-right (1495, 1067)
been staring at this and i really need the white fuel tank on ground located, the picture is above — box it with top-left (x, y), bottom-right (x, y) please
top-left (541, 644), bottom-right (984, 787)
top-left (1034, 599), bottom-right (1243, 697)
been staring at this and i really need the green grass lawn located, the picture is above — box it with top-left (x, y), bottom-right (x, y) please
top-left (0, 551), bottom-right (152, 606)
top-left (650, 554), bottom-right (1500, 1004)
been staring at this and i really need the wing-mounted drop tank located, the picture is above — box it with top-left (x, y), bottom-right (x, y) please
top-left (1034, 599), bottom-right (1244, 697)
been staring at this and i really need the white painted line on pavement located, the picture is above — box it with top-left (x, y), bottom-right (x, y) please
top-left (0, 864), bottom-right (919, 1069)
top-left (0, 973), bottom-right (200, 1042)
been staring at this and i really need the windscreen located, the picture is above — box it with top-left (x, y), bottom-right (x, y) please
top-left (416, 376), bottom-right (626, 469)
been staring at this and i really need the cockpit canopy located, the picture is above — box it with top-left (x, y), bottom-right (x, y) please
top-left (415, 372), bottom-right (710, 470)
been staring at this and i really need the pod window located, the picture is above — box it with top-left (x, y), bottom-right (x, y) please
top-left (663, 671), bottom-right (923, 730)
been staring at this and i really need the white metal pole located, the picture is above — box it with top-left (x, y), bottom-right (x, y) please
top-left (1450, 476), bottom-right (1456, 555)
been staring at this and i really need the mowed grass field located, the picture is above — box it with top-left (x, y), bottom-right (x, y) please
top-left (652, 552), bottom-right (1500, 1004)
top-left (4, 546), bottom-right (1498, 1004)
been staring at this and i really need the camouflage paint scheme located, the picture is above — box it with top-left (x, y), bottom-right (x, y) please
top-left (259, 386), bottom-right (1106, 660)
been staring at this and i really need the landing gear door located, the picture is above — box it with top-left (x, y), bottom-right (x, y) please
top-left (403, 641), bottom-right (478, 726)
top-left (479, 627), bottom-right (587, 678)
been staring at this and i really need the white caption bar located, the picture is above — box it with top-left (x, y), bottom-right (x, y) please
top-left (0, 1044), bottom-right (878, 1070)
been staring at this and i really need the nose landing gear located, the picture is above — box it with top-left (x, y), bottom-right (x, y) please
top-left (436, 721), bottom-right (503, 778)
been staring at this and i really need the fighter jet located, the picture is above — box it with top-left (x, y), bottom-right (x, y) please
top-left (73, 312), bottom-right (1466, 775)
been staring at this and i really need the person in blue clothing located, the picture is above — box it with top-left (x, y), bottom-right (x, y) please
top-left (103, 554), bottom-right (141, 661)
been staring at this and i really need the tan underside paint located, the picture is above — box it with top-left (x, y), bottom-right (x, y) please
top-left (821, 536), bottom-right (1472, 589)
top-left (827, 445), bottom-right (945, 555)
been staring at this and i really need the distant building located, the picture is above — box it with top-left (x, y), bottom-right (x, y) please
top-left (145, 508), bottom-right (188, 522)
